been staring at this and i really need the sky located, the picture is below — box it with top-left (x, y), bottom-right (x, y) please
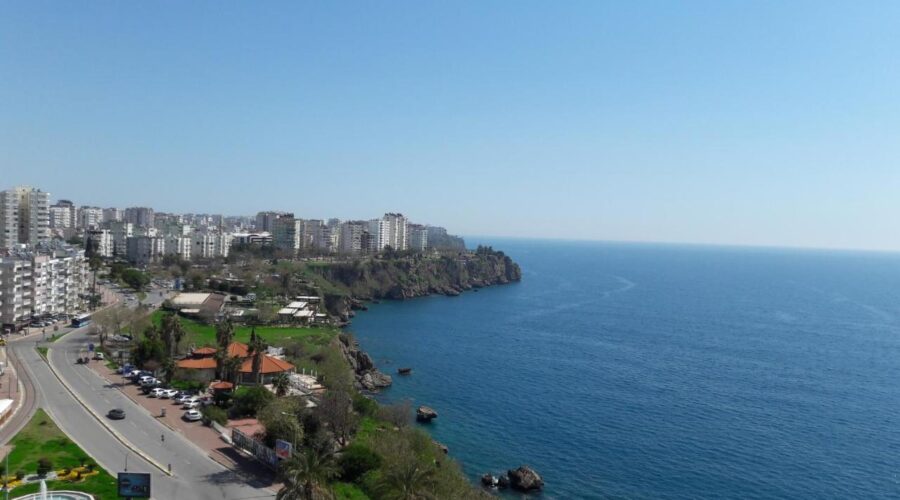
top-left (2, 1), bottom-right (900, 251)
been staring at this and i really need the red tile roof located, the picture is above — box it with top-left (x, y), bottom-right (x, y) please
top-left (192, 346), bottom-right (217, 356)
top-left (239, 355), bottom-right (294, 374)
top-left (176, 357), bottom-right (217, 370)
top-left (210, 381), bottom-right (234, 390)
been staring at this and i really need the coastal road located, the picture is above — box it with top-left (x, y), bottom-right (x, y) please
top-left (42, 326), bottom-right (275, 500)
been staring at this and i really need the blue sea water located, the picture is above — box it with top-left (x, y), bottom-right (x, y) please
top-left (347, 240), bottom-right (900, 499)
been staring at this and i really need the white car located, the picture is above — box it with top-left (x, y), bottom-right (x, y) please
top-left (182, 398), bottom-right (200, 409)
top-left (160, 389), bottom-right (179, 399)
top-left (149, 388), bottom-right (165, 398)
top-left (140, 378), bottom-right (159, 388)
top-left (183, 409), bottom-right (202, 422)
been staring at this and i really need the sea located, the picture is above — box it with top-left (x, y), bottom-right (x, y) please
top-left (347, 239), bottom-right (900, 499)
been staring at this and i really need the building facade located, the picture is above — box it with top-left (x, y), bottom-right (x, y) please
top-left (50, 200), bottom-right (77, 229)
top-left (78, 206), bottom-right (103, 229)
top-left (0, 186), bottom-right (51, 249)
top-left (124, 207), bottom-right (155, 228)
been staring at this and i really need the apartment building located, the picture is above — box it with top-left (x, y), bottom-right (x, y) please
top-left (124, 207), bottom-right (155, 228)
top-left (191, 231), bottom-right (232, 259)
top-left (255, 211), bottom-right (288, 233)
top-left (272, 214), bottom-right (300, 253)
top-left (50, 200), bottom-right (77, 229)
top-left (0, 243), bottom-right (87, 331)
top-left (368, 213), bottom-right (408, 252)
top-left (339, 221), bottom-right (367, 254)
top-left (126, 235), bottom-right (165, 266)
top-left (104, 221), bottom-right (134, 257)
top-left (87, 229), bottom-right (114, 258)
top-left (164, 235), bottom-right (192, 261)
top-left (408, 224), bottom-right (428, 251)
top-left (78, 206), bottom-right (103, 229)
top-left (0, 186), bottom-right (51, 249)
top-left (102, 207), bottom-right (123, 223)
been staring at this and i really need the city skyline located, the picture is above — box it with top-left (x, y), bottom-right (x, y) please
top-left (4, 2), bottom-right (900, 251)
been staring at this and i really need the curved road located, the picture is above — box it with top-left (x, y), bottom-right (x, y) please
top-left (0, 288), bottom-right (275, 499)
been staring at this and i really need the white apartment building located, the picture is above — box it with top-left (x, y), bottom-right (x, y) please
top-left (0, 243), bottom-right (87, 330)
top-left (50, 200), bottom-right (77, 229)
top-left (272, 214), bottom-right (300, 252)
top-left (368, 213), bottom-right (408, 252)
top-left (0, 186), bottom-right (51, 249)
top-left (78, 206), bottom-right (103, 229)
top-left (87, 229), bottom-right (114, 258)
top-left (164, 235), bottom-right (192, 261)
top-left (191, 231), bottom-right (232, 259)
top-left (104, 221), bottom-right (133, 257)
top-left (31, 246), bottom-right (88, 318)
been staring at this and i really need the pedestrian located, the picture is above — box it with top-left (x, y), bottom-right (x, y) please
top-left (161, 434), bottom-right (165, 443)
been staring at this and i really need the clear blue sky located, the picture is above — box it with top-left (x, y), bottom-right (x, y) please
top-left (2, 1), bottom-right (899, 250)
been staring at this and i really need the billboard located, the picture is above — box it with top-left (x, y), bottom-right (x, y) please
top-left (117, 472), bottom-right (151, 498)
top-left (275, 439), bottom-right (292, 460)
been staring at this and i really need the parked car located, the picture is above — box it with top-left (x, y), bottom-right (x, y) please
top-left (174, 393), bottom-right (194, 405)
top-left (183, 409), bottom-right (202, 422)
top-left (93, 352), bottom-right (105, 360)
top-left (107, 408), bottom-right (126, 420)
top-left (140, 378), bottom-right (160, 388)
top-left (149, 388), bottom-right (165, 398)
top-left (182, 399), bottom-right (200, 409)
top-left (160, 389), bottom-right (179, 399)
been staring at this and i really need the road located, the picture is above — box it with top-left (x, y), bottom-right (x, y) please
top-left (3, 285), bottom-right (276, 500)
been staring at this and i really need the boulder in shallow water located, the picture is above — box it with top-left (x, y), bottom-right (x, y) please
top-left (497, 474), bottom-right (510, 489)
top-left (481, 473), bottom-right (495, 487)
top-left (416, 406), bottom-right (438, 422)
top-left (507, 466), bottom-right (543, 492)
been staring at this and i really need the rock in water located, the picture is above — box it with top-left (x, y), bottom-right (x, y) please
top-left (481, 473), bottom-right (495, 487)
top-left (507, 466), bottom-right (544, 492)
top-left (416, 405), bottom-right (438, 422)
top-left (497, 474), bottom-right (510, 489)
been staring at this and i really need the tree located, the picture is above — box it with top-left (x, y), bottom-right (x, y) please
top-left (259, 397), bottom-right (303, 448)
top-left (316, 388), bottom-right (356, 446)
top-left (272, 372), bottom-right (291, 397)
top-left (92, 306), bottom-right (132, 348)
top-left (375, 458), bottom-right (436, 500)
top-left (121, 268), bottom-right (150, 291)
top-left (231, 386), bottom-right (274, 417)
top-left (215, 321), bottom-right (235, 379)
top-left (249, 328), bottom-right (265, 385)
top-left (277, 438), bottom-right (338, 500)
top-left (161, 358), bottom-right (176, 385)
top-left (223, 355), bottom-right (244, 387)
top-left (337, 443), bottom-right (381, 483)
top-left (160, 313), bottom-right (186, 357)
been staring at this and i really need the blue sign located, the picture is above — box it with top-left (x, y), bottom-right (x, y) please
top-left (275, 439), bottom-right (293, 459)
top-left (117, 472), bottom-right (151, 498)
top-left (88, 343), bottom-right (95, 352)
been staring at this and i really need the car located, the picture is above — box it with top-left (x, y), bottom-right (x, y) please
top-left (174, 393), bottom-right (195, 404)
top-left (140, 378), bottom-right (159, 388)
top-left (149, 387), bottom-right (165, 398)
top-left (93, 352), bottom-right (105, 360)
top-left (160, 389), bottom-right (179, 399)
top-left (183, 409), bottom-right (202, 422)
top-left (107, 408), bottom-right (126, 420)
top-left (137, 375), bottom-right (154, 385)
top-left (182, 399), bottom-right (201, 409)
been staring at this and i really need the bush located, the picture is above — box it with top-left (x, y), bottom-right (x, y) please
top-left (338, 443), bottom-right (382, 482)
top-left (230, 386), bottom-right (274, 418)
top-left (15, 470), bottom-right (24, 480)
top-left (85, 461), bottom-right (96, 472)
top-left (202, 405), bottom-right (228, 426)
top-left (36, 457), bottom-right (53, 477)
top-left (352, 394), bottom-right (379, 418)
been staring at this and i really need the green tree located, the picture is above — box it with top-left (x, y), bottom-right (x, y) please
top-left (375, 459), bottom-right (436, 500)
top-left (215, 320), bottom-right (235, 379)
top-left (160, 313), bottom-right (186, 357)
top-left (277, 439), bottom-right (338, 500)
top-left (231, 386), bottom-right (274, 417)
top-left (259, 397), bottom-right (303, 448)
top-left (272, 372), bottom-right (291, 397)
top-left (249, 328), bottom-right (265, 385)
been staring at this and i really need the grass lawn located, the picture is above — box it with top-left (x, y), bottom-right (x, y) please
top-left (35, 347), bottom-right (47, 360)
top-left (150, 310), bottom-right (337, 349)
top-left (6, 409), bottom-right (118, 499)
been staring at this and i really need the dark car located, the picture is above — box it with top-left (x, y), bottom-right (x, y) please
top-left (108, 408), bottom-right (126, 420)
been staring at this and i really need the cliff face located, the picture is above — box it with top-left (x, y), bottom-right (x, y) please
top-left (310, 251), bottom-right (522, 320)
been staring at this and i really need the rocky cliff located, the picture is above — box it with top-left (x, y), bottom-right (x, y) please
top-left (309, 249), bottom-right (522, 321)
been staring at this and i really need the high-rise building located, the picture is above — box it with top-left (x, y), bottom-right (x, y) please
top-left (368, 213), bottom-right (408, 251)
top-left (104, 220), bottom-right (134, 257)
top-left (256, 211), bottom-right (288, 233)
top-left (87, 229), bottom-right (114, 258)
top-left (50, 200), bottom-right (77, 229)
top-left (78, 206), bottom-right (103, 229)
top-left (339, 221), bottom-right (367, 254)
top-left (272, 214), bottom-right (299, 252)
top-left (0, 242), bottom-right (87, 331)
top-left (124, 207), bottom-right (155, 228)
top-left (0, 186), bottom-right (51, 249)
top-left (408, 224), bottom-right (428, 251)
top-left (126, 235), bottom-right (165, 266)
top-left (102, 207), bottom-right (123, 223)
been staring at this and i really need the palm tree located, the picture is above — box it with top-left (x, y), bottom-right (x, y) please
top-left (161, 358), bottom-right (176, 385)
top-left (277, 440), bottom-right (337, 500)
top-left (249, 328), bottom-right (265, 385)
top-left (161, 313), bottom-right (187, 357)
top-left (272, 372), bottom-right (290, 397)
top-left (223, 355), bottom-right (243, 386)
top-left (375, 459), bottom-right (436, 500)
top-left (215, 320), bottom-right (235, 379)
